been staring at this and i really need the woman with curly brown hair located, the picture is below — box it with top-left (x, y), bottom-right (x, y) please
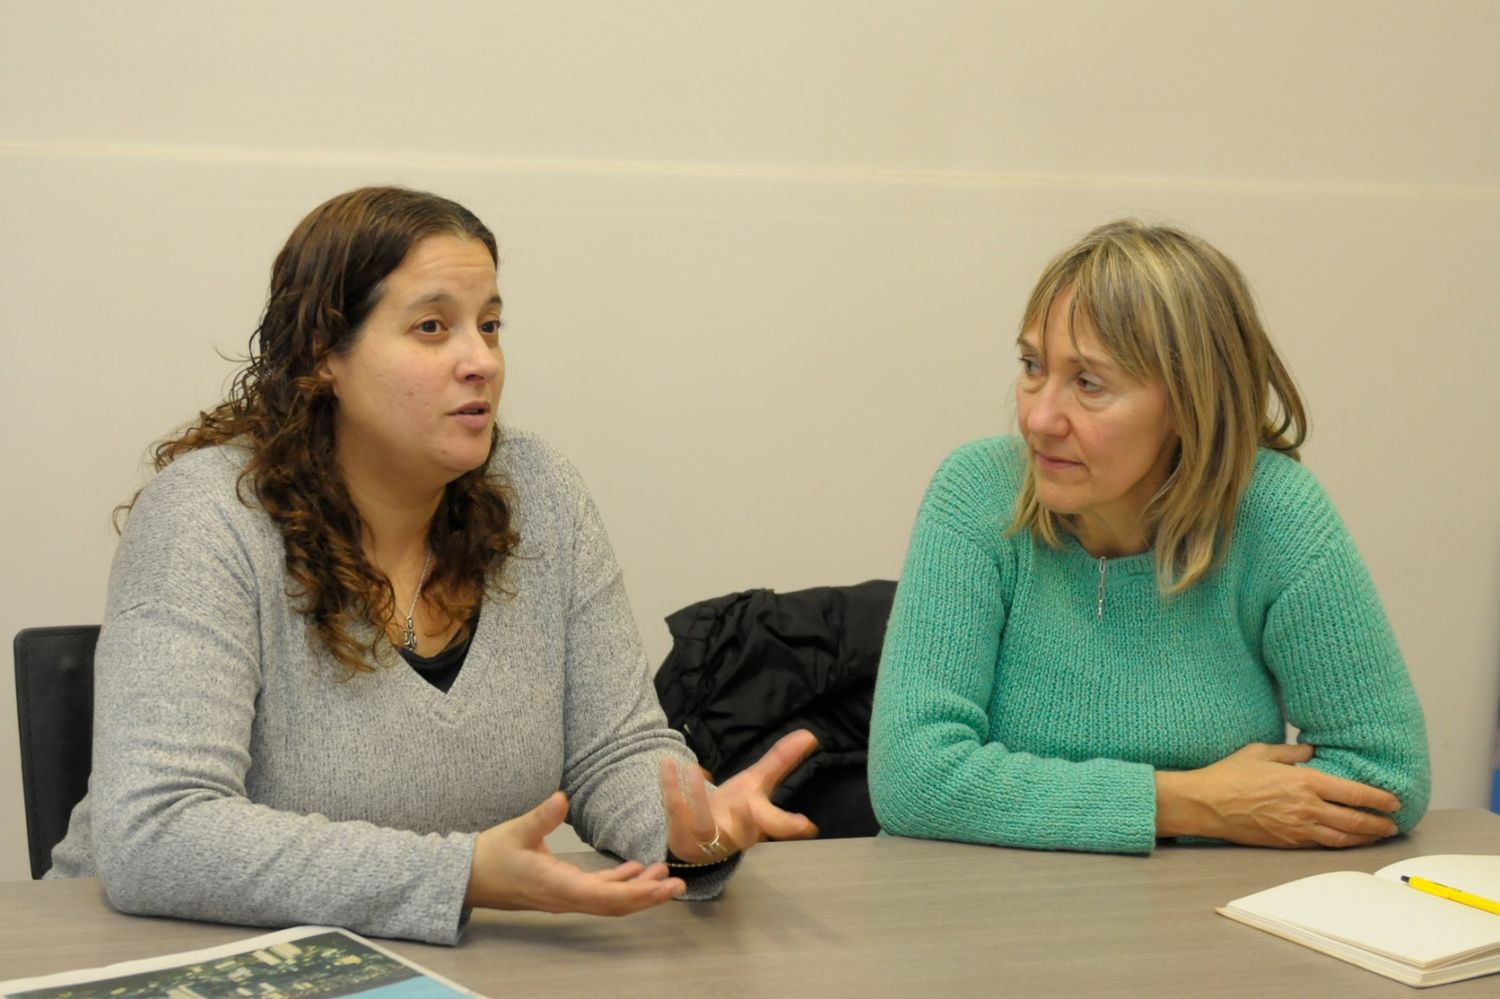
top-left (46, 186), bottom-right (816, 944)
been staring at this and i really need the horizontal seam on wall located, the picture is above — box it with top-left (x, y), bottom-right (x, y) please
top-left (2, 140), bottom-right (1498, 201)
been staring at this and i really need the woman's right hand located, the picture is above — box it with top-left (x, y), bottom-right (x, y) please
top-left (464, 792), bottom-right (685, 914)
top-left (1154, 743), bottom-right (1401, 848)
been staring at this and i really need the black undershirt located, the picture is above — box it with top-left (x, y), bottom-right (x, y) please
top-left (396, 608), bottom-right (480, 693)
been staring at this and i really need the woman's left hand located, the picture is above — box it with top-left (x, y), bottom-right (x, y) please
top-left (659, 729), bottom-right (820, 864)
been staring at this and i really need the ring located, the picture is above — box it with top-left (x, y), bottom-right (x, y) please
top-left (694, 825), bottom-right (730, 860)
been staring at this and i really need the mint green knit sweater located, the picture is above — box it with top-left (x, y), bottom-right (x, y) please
top-left (868, 436), bottom-right (1430, 854)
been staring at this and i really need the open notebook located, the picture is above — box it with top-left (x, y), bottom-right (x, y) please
top-left (1219, 855), bottom-right (1500, 988)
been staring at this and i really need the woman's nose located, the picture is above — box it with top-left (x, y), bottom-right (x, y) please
top-left (1022, 382), bottom-right (1069, 438)
top-left (457, 328), bottom-right (502, 381)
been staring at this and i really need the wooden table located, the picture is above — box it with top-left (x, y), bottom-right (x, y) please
top-left (3, 809), bottom-right (1497, 997)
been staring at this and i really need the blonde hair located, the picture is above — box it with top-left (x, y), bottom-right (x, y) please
top-left (1010, 219), bottom-right (1307, 593)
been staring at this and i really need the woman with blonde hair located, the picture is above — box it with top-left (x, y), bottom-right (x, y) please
top-left (47, 186), bottom-right (816, 943)
top-left (869, 220), bottom-right (1429, 853)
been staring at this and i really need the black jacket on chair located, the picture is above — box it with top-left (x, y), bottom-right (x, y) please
top-left (654, 580), bottom-right (896, 839)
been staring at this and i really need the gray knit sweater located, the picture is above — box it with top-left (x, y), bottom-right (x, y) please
top-left (48, 428), bottom-right (720, 944)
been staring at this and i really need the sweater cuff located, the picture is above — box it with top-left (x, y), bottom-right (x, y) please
top-left (425, 832), bottom-right (479, 946)
top-left (1100, 761), bottom-right (1159, 855)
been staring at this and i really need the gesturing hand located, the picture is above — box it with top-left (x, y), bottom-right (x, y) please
top-left (659, 729), bottom-right (820, 864)
top-left (1155, 742), bottom-right (1401, 849)
top-left (464, 792), bottom-right (685, 914)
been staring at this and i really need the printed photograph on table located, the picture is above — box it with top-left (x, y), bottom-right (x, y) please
top-left (0, 927), bottom-right (482, 999)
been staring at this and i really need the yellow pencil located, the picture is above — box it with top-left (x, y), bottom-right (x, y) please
top-left (1401, 875), bottom-right (1500, 916)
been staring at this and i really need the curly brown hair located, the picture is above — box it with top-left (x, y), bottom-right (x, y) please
top-left (127, 186), bottom-right (519, 674)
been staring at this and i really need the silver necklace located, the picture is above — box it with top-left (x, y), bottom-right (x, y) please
top-left (400, 551), bottom-right (434, 652)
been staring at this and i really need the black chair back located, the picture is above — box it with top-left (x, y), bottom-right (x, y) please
top-left (655, 581), bottom-right (895, 839)
top-left (13, 625), bottom-right (99, 879)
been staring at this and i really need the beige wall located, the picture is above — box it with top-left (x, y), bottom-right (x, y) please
top-left (2, 0), bottom-right (1496, 880)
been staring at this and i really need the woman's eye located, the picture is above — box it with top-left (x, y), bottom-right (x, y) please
top-left (479, 319), bottom-right (504, 336)
top-left (1019, 357), bottom-right (1041, 377)
top-left (1077, 374), bottom-right (1104, 393)
top-left (416, 319), bottom-right (444, 335)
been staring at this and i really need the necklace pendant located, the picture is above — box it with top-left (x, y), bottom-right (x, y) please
top-left (399, 550), bottom-right (432, 653)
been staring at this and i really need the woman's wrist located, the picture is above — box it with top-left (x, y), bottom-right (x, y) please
top-left (666, 818), bottom-right (737, 867)
top-left (1154, 769), bottom-right (1208, 839)
top-left (463, 829), bottom-right (498, 908)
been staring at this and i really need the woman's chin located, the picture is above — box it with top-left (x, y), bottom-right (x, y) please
top-left (445, 455), bottom-right (492, 481)
top-left (1033, 489), bottom-right (1080, 517)
top-left (441, 434), bottom-right (497, 477)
